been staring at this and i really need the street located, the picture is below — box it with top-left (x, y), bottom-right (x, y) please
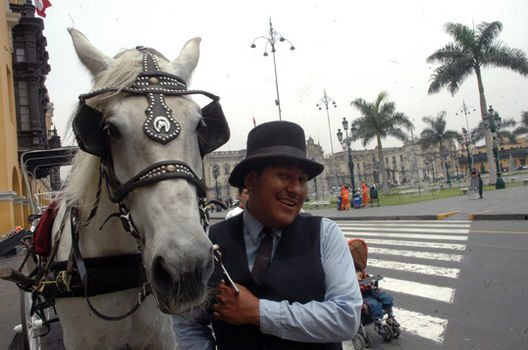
top-left (1, 220), bottom-right (527, 349)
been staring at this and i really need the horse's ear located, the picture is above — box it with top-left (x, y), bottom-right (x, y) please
top-left (170, 37), bottom-right (201, 83)
top-left (68, 28), bottom-right (112, 76)
top-left (198, 101), bottom-right (230, 157)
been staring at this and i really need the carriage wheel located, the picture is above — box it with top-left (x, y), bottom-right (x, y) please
top-left (392, 326), bottom-right (401, 338)
top-left (381, 324), bottom-right (393, 342)
top-left (20, 290), bottom-right (42, 350)
top-left (352, 334), bottom-right (366, 350)
top-left (364, 333), bottom-right (371, 348)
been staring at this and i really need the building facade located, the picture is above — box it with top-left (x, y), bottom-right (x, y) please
top-left (0, 0), bottom-right (56, 235)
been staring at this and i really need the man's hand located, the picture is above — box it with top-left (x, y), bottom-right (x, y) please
top-left (213, 281), bottom-right (260, 326)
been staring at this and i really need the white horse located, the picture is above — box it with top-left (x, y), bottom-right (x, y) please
top-left (49, 28), bottom-right (229, 349)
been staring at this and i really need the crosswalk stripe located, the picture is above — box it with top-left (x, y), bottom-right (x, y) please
top-left (344, 231), bottom-right (468, 241)
top-left (344, 222), bottom-right (471, 228)
top-left (393, 307), bottom-right (448, 343)
top-left (369, 247), bottom-right (463, 262)
top-left (379, 277), bottom-right (455, 303)
top-left (358, 238), bottom-right (467, 251)
top-left (369, 258), bottom-right (460, 278)
top-left (341, 225), bottom-right (469, 234)
top-left (337, 220), bottom-right (470, 224)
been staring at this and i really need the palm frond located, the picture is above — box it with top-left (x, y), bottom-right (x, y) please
top-left (475, 21), bottom-right (502, 52)
top-left (444, 22), bottom-right (475, 50)
top-left (485, 45), bottom-right (528, 75)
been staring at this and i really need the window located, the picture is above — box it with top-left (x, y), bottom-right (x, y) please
top-left (16, 48), bottom-right (25, 62)
top-left (17, 81), bottom-right (30, 130)
top-left (224, 163), bottom-right (230, 175)
top-left (400, 155), bottom-right (403, 162)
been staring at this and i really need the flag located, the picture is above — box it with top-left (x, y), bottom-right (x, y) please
top-left (35, 0), bottom-right (52, 18)
top-left (252, 115), bottom-right (256, 128)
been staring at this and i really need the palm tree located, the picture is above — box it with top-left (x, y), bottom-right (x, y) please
top-left (351, 91), bottom-right (413, 194)
top-left (427, 21), bottom-right (528, 184)
top-left (513, 111), bottom-right (528, 136)
top-left (420, 112), bottom-right (459, 183)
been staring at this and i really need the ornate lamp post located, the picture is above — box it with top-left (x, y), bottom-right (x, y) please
top-left (462, 127), bottom-right (474, 173)
top-left (316, 89), bottom-right (339, 190)
top-left (484, 105), bottom-right (506, 189)
top-left (212, 164), bottom-right (220, 199)
top-left (336, 117), bottom-right (358, 194)
top-left (251, 18), bottom-right (295, 121)
top-left (443, 149), bottom-right (451, 184)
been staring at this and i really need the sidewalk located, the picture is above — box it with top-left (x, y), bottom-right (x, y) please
top-left (211, 184), bottom-right (528, 221)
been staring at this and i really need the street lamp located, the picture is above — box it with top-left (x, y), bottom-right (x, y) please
top-left (462, 127), bottom-right (474, 172)
top-left (442, 149), bottom-right (451, 184)
top-left (212, 164), bottom-right (220, 199)
top-left (337, 117), bottom-right (358, 195)
top-left (484, 105), bottom-right (506, 189)
top-left (250, 18), bottom-right (295, 121)
top-left (316, 89), bottom-right (339, 190)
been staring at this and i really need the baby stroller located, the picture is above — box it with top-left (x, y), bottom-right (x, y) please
top-left (348, 239), bottom-right (400, 349)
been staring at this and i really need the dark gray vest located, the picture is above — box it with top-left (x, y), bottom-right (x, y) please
top-left (209, 213), bottom-right (342, 350)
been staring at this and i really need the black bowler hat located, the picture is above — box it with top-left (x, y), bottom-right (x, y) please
top-left (228, 121), bottom-right (324, 187)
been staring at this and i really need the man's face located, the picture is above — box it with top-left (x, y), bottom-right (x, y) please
top-left (238, 188), bottom-right (249, 207)
top-left (245, 165), bottom-right (308, 228)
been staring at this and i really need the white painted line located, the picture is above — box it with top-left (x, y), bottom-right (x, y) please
top-left (393, 307), bottom-right (448, 343)
top-left (379, 277), bottom-right (456, 303)
top-left (343, 222), bottom-right (471, 228)
top-left (338, 220), bottom-right (471, 224)
top-left (369, 247), bottom-right (463, 262)
top-left (340, 226), bottom-right (469, 234)
top-left (344, 231), bottom-right (468, 241)
top-left (369, 258), bottom-right (460, 278)
top-left (359, 238), bottom-right (467, 251)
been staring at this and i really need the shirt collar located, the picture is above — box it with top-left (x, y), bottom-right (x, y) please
top-left (243, 210), bottom-right (282, 245)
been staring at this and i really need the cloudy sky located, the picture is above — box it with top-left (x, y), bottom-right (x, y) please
top-left (41, 0), bottom-right (528, 156)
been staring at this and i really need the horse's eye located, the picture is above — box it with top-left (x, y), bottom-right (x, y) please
top-left (103, 123), bottom-right (121, 138)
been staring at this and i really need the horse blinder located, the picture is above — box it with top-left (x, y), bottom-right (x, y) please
top-left (198, 100), bottom-right (230, 157)
top-left (72, 102), bottom-right (105, 157)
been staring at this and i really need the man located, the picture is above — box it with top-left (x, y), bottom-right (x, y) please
top-left (173, 121), bottom-right (362, 349)
top-left (340, 185), bottom-right (349, 210)
top-left (225, 187), bottom-right (249, 219)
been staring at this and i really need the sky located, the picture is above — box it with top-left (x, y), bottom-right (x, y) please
top-left (41, 0), bottom-right (528, 157)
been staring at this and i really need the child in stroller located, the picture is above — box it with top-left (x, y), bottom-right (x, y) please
top-left (348, 238), bottom-right (400, 347)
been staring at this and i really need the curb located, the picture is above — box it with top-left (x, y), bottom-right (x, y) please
top-left (469, 213), bottom-right (528, 221)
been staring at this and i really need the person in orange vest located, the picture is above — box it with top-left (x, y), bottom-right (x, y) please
top-left (361, 183), bottom-right (368, 207)
top-left (341, 185), bottom-right (350, 210)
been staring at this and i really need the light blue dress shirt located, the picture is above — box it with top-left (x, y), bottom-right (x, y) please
top-left (172, 210), bottom-right (362, 349)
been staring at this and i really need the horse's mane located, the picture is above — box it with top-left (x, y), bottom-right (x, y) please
top-left (60, 48), bottom-right (173, 209)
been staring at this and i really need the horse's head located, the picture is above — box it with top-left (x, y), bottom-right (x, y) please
top-left (68, 28), bottom-right (229, 313)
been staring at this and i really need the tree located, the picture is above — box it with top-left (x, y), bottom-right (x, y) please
top-left (419, 112), bottom-right (459, 182)
top-left (427, 21), bottom-right (528, 184)
top-left (351, 91), bottom-right (413, 194)
top-left (513, 111), bottom-right (528, 136)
